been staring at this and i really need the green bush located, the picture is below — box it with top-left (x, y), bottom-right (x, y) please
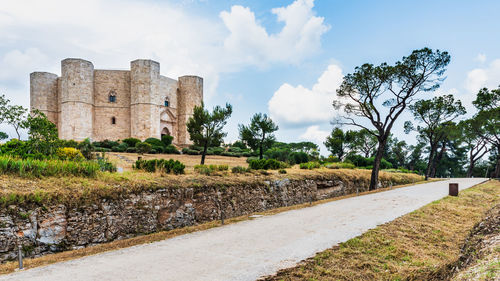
top-left (0, 156), bottom-right (100, 178)
top-left (134, 159), bottom-right (185, 174)
top-left (194, 165), bottom-right (212, 175)
top-left (182, 148), bottom-right (199, 155)
top-left (77, 138), bottom-right (94, 160)
top-left (58, 139), bottom-right (78, 148)
top-left (248, 159), bottom-right (289, 170)
top-left (122, 138), bottom-right (141, 148)
top-left (112, 142), bottom-right (128, 152)
top-left (126, 147), bottom-right (137, 153)
top-left (93, 140), bottom-right (119, 149)
top-left (161, 135), bottom-right (174, 146)
top-left (135, 142), bottom-right (152, 154)
top-left (152, 145), bottom-right (165, 153)
top-left (326, 162), bottom-right (356, 169)
top-left (278, 169), bottom-right (287, 174)
top-left (56, 147), bottom-right (84, 161)
top-left (207, 147), bottom-right (225, 155)
top-left (289, 151), bottom-right (309, 165)
top-left (97, 158), bottom-right (117, 172)
top-left (299, 162), bottom-right (321, 170)
top-left (231, 166), bottom-right (248, 174)
top-left (164, 145), bottom-right (180, 154)
top-left (145, 138), bottom-right (164, 148)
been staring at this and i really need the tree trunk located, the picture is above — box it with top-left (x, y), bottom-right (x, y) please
top-left (493, 145), bottom-right (500, 178)
top-left (369, 141), bottom-right (386, 191)
top-left (259, 144), bottom-right (263, 160)
top-left (425, 145), bottom-right (436, 181)
top-left (431, 142), bottom-right (446, 178)
top-left (466, 161), bottom-right (474, 178)
top-left (201, 142), bottom-right (208, 165)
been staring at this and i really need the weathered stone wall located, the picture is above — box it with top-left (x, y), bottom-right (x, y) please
top-left (60, 59), bottom-right (94, 141)
top-left (30, 72), bottom-right (59, 125)
top-left (177, 76), bottom-right (203, 146)
top-left (93, 70), bottom-right (131, 141)
top-left (0, 177), bottom-right (396, 263)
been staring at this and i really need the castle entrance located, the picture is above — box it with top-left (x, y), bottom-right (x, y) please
top-left (161, 127), bottom-right (171, 137)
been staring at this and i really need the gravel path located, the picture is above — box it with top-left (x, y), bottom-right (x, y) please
top-left (1, 178), bottom-right (487, 281)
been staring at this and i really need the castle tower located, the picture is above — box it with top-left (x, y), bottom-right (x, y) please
top-left (30, 72), bottom-right (58, 125)
top-left (177, 76), bottom-right (203, 145)
top-left (60, 59), bottom-right (94, 141)
top-left (130, 59), bottom-right (161, 140)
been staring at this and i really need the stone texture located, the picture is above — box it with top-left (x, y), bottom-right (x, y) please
top-left (30, 59), bottom-right (202, 145)
top-left (0, 176), bottom-right (403, 263)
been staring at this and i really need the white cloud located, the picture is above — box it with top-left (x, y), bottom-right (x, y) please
top-left (0, 0), bottom-right (329, 102)
top-left (220, 0), bottom-right (329, 67)
top-left (475, 53), bottom-right (486, 63)
top-left (299, 125), bottom-right (329, 143)
top-left (465, 59), bottom-right (500, 93)
top-left (268, 64), bottom-right (344, 126)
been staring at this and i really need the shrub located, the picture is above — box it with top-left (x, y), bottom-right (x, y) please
top-left (135, 142), bottom-right (152, 154)
top-left (246, 156), bottom-right (259, 163)
top-left (249, 159), bottom-right (289, 170)
top-left (134, 159), bottom-right (185, 174)
top-left (56, 147), bottom-right (84, 161)
top-left (0, 156), bottom-right (100, 178)
top-left (231, 166), bottom-right (248, 174)
top-left (77, 138), bottom-right (94, 160)
top-left (326, 162), bottom-right (356, 169)
top-left (221, 151), bottom-right (240, 157)
top-left (97, 158), bottom-right (117, 172)
top-left (122, 138), bottom-right (141, 148)
top-left (93, 140), bottom-right (119, 149)
top-left (161, 135), bottom-right (174, 146)
top-left (278, 169), bottom-right (287, 174)
top-left (145, 138), bottom-right (164, 148)
top-left (0, 139), bottom-right (30, 157)
top-left (112, 142), bottom-right (128, 152)
top-left (164, 145), bottom-right (180, 154)
top-left (289, 151), bottom-right (309, 165)
top-left (182, 148), bottom-right (199, 155)
top-left (152, 145), bottom-right (165, 153)
top-left (94, 147), bottom-right (111, 153)
top-left (194, 165), bottom-right (212, 175)
top-left (125, 147), bottom-right (137, 153)
top-left (299, 162), bottom-right (321, 170)
top-left (207, 147), bottom-right (225, 155)
top-left (58, 139), bottom-right (78, 148)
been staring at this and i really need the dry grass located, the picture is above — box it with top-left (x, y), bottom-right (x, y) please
top-left (0, 177), bottom-right (430, 275)
top-left (264, 180), bottom-right (500, 281)
top-left (0, 167), bottom-right (423, 208)
top-left (107, 152), bottom-right (248, 172)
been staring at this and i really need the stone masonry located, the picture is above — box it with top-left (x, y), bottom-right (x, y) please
top-left (30, 58), bottom-right (203, 146)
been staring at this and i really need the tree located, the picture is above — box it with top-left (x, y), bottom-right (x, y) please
top-left (334, 48), bottom-right (450, 190)
top-left (24, 109), bottom-right (59, 155)
top-left (0, 131), bottom-right (7, 141)
top-left (239, 113), bottom-right (278, 159)
top-left (0, 94), bottom-right (9, 123)
top-left (351, 129), bottom-right (378, 158)
top-left (406, 142), bottom-right (426, 173)
top-left (472, 87), bottom-right (500, 177)
top-left (187, 102), bottom-right (232, 164)
top-left (459, 118), bottom-right (489, 177)
top-left (324, 128), bottom-right (355, 161)
top-left (136, 142), bottom-right (152, 155)
top-left (4, 105), bottom-right (28, 139)
top-left (406, 95), bottom-right (466, 180)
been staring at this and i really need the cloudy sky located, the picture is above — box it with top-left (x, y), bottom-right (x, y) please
top-left (1, 0), bottom-right (499, 154)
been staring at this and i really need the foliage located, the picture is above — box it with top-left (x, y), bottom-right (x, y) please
top-left (324, 128), bottom-right (355, 160)
top-left (77, 138), bottom-right (94, 160)
top-left (248, 159), bottom-right (289, 170)
top-left (263, 142), bottom-right (318, 165)
top-left (161, 135), bottom-right (174, 146)
top-left (239, 113), bottom-right (278, 159)
top-left (24, 110), bottom-right (59, 156)
top-left (231, 166), bottom-right (249, 174)
top-left (325, 162), bottom-right (356, 169)
top-left (0, 132), bottom-right (7, 141)
top-left (111, 142), bottom-right (128, 152)
top-left (56, 147), bottom-right (84, 161)
top-left (334, 48), bottom-right (450, 190)
top-left (0, 156), bottom-right (100, 178)
top-left (96, 158), bottom-right (117, 172)
top-left (278, 169), bottom-right (287, 174)
top-left (144, 138), bottom-right (164, 148)
top-left (345, 154), bottom-right (393, 169)
top-left (194, 164), bottom-right (229, 175)
top-left (186, 102), bottom-right (232, 164)
top-left (299, 162), bottom-right (321, 170)
top-left (122, 138), bottom-right (141, 148)
top-left (135, 142), bottom-right (152, 154)
top-left (164, 145), bottom-right (180, 154)
top-left (134, 159), bottom-right (185, 174)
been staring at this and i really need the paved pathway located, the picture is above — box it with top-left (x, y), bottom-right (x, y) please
top-left (1, 178), bottom-right (487, 281)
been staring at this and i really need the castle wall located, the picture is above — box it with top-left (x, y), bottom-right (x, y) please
top-left (159, 76), bottom-right (178, 141)
top-left (130, 60), bottom-right (161, 140)
top-left (93, 70), bottom-right (131, 141)
top-left (60, 59), bottom-right (94, 141)
top-left (177, 76), bottom-right (203, 146)
top-left (30, 72), bottom-right (58, 125)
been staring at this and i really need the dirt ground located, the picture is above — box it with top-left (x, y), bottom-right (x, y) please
top-left (107, 152), bottom-right (249, 171)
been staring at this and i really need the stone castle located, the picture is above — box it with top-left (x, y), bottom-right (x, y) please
top-left (30, 58), bottom-right (203, 146)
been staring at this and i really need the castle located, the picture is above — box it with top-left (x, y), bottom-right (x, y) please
top-left (30, 58), bottom-right (203, 146)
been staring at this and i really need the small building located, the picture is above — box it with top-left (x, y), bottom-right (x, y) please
top-left (30, 58), bottom-right (203, 146)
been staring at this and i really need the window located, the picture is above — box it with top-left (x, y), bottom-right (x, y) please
top-left (164, 98), bottom-right (169, 107)
top-left (111, 117), bottom-right (116, 125)
top-left (109, 91), bottom-right (117, 103)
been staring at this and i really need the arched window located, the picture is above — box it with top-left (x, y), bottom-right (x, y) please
top-left (111, 117), bottom-right (116, 125)
top-left (109, 91), bottom-right (117, 103)
top-left (164, 97), bottom-right (170, 107)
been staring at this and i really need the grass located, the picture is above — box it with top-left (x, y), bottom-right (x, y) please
top-left (0, 177), bottom-right (431, 275)
top-left (0, 167), bottom-right (423, 208)
top-left (263, 179), bottom-right (500, 281)
top-left (0, 156), bottom-right (100, 178)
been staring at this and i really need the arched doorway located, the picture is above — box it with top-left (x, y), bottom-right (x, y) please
top-left (161, 127), bottom-right (171, 137)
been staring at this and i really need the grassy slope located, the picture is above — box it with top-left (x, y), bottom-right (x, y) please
top-left (0, 167), bottom-right (422, 208)
top-left (264, 180), bottom-right (500, 281)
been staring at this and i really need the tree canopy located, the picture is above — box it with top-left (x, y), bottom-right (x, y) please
top-left (239, 113), bottom-right (278, 159)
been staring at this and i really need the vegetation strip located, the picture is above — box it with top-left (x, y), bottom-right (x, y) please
top-left (0, 179), bottom-right (433, 275)
top-left (263, 179), bottom-right (500, 281)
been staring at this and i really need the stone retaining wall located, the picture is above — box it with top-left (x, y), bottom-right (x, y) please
top-left (0, 177), bottom-right (396, 263)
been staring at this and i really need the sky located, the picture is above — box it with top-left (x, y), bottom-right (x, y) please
top-left (1, 0), bottom-right (499, 155)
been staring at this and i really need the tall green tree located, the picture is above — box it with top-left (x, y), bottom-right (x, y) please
top-left (324, 128), bottom-right (355, 161)
top-left (4, 104), bottom-right (28, 139)
top-left (238, 113), bottom-right (278, 159)
top-left (458, 118), bottom-right (489, 177)
top-left (187, 102), bottom-right (232, 164)
top-left (0, 132), bottom-right (7, 141)
top-left (335, 48), bottom-right (450, 190)
top-left (351, 129), bottom-right (378, 158)
top-left (406, 95), bottom-right (466, 180)
top-left (24, 109), bottom-right (59, 155)
top-left (472, 87), bottom-right (500, 177)
top-left (0, 94), bottom-right (9, 123)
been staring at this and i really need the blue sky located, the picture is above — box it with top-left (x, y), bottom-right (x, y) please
top-left (1, 0), bottom-right (499, 154)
